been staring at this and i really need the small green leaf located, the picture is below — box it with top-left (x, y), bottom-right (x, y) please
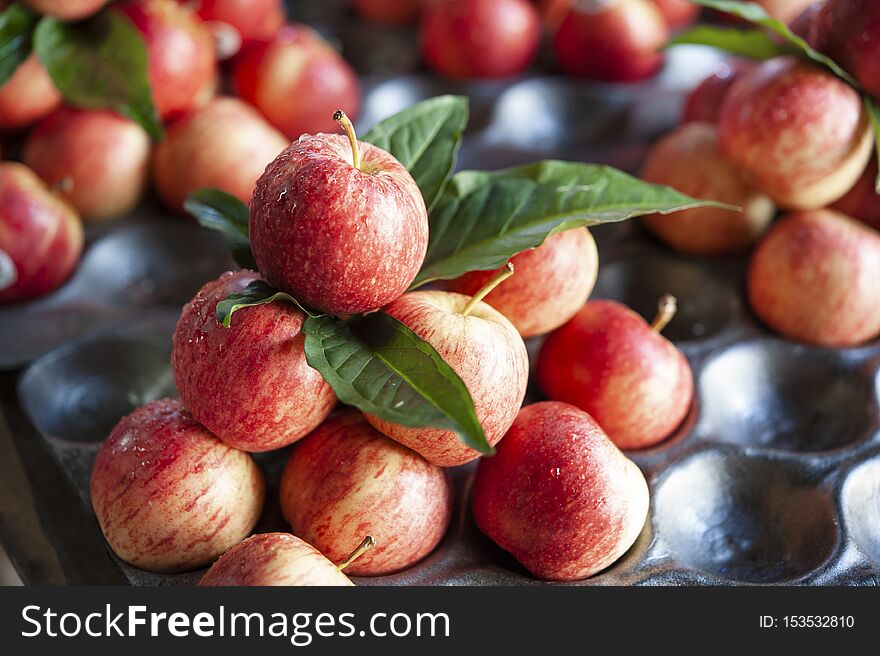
top-left (676, 0), bottom-right (857, 85)
top-left (0, 3), bottom-right (38, 86)
top-left (414, 161), bottom-right (723, 286)
top-left (303, 312), bottom-right (491, 454)
top-left (866, 97), bottom-right (880, 193)
top-left (216, 280), bottom-right (319, 328)
top-left (362, 95), bottom-right (469, 212)
top-left (669, 25), bottom-right (789, 60)
top-left (184, 189), bottom-right (256, 269)
top-left (33, 12), bottom-right (162, 139)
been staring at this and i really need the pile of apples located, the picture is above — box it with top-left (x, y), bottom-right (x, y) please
top-left (0, 0), bottom-right (359, 303)
top-left (639, 0), bottom-right (880, 348)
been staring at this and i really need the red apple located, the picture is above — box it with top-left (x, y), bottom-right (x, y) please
top-left (472, 401), bottom-right (650, 581)
top-left (756, 0), bottom-right (821, 23)
top-left (0, 55), bottom-right (61, 130)
top-left (788, 1), bottom-right (824, 47)
top-left (354, 0), bottom-right (422, 24)
top-left (118, 0), bottom-right (217, 120)
top-left (537, 296), bottom-right (693, 450)
top-left (364, 285), bottom-right (529, 467)
top-left (0, 162), bottom-right (82, 303)
top-left (719, 57), bottom-right (873, 210)
top-left (171, 270), bottom-right (336, 452)
top-left (649, 0), bottom-right (699, 29)
top-left (832, 158), bottom-right (880, 231)
top-left (682, 60), bottom-right (754, 124)
top-left (420, 0), bottom-right (540, 78)
top-left (23, 107), bottom-right (150, 222)
top-left (280, 411), bottom-right (453, 576)
top-left (552, 0), bottom-right (668, 82)
top-left (446, 228), bottom-right (598, 338)
top-left (818, 0), bottom-right (880, 98)
top-left (90, 398), bottom-right (265, 573)
top-left (21, 0), bottom-right (105, 20)
top-left (195, 0), bottom-right (285, 43)
top-left (233, 25), bottom-right (360, 139)
top-left (748, 210), bottom-right (880, 347)
top-left (199, 533), bottom-right (356, 586)
top-left (640, 122), bottom-right (775, 254)
top-left (249, 112), bottom-right (428, 315)
top-left (153, 96), bottom-right (288, 211)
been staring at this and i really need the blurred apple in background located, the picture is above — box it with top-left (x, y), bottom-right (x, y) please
top-left (649, 0), bottom-right (699, 28)
top-left (832, 158), bottom-right (880, 231)
top-left (153, 96), bottom-right (288, 211)
top-left (0, 55), bottom-right (61, 131)
top-left (682, 60), bottom-right (754, 124)
top-left (0, 162), bottom-right (82, 304)
top-left (553, 0), bottom-right (669, 82)
top-left (195, 0), bottom-right (285, 44)
top-left (233, 25), bottom-right (360, 138)
top-left (22, 0), bottom-right (106, 20)
top-left (817, 0), bottom-right (880, 98)
top-left (24, 107), bottom-right (151, 222)
top-left (118, 0), bottom-right (217, 120)
top-left (353, 0), bottom-right (422, 24)
top-left (421, 0), bottom-right (540, 78)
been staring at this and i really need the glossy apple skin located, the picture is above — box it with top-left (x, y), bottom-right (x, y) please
top-left (748, 210), bottom-right (880, 347)
top-left (0, 55), bottom-right (61, 130)
top-left (118, 0), bottom-right (217, 120)
top-left (199, 533), bottom-right (353, 586)
top-left (90, 398), bottom-right (265, 573)
top-left (537, 300), bottom-right (693, 450)
top-left (22, 0), bottom-right (105, 20)
top-left (195, 0), bottom-right (285, 43)
top-left (280, 411), bottom-right (453, 576)
top-left (718, 57), bottom-right (873, 211)
top-left (472, 401), bottom-right (650, 581)
top-left (233, 25), bottom-right (360, 139)
top-left (421, 0), bottom-right (540, 78)
top-left (832, 158), bottom-right (880, 231)
top-left (23, 108), bottom-right (150, 222)
top-left (553, 0), bottom-right (668, 82)
top-left (354, 0), bottom-right (422, 24)
top-left (682, 60), bottom-right (753, 124)
top-left (818, 0), bottom-right (880, 98)
top-left (172, 270), bottom-right (336, 452)
top-left (364, 291), bottom-right (529, 467)
top-left (446, 228), bottom-right (598, 338)
top-left (153, 97), bottom-right (288, 211)
top-left (250, 134), bottom-right (428, 315)
top-left (641, 122), bottom-right (775, 254)
top-left (649, 0), bottom-right (699, 28)
top-left (0, 163), bottom-right (82, 303)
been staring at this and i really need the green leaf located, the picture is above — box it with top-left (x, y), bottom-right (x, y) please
top-left (362, 95), bottom-right (468, 212)
top-left (33, 12), bottom-right (162, 139)
top-left (184, 189), bottom-right (256, 270)
top-left (414, 161), bottom-right (723, 286)
top-left (675, 0), bottom-right (857, 85)
top-left (669, 25), bottom-right (789, 60)
top-left (0, 3), bottom-right (38, 86)
top-left (866, 98), bottom-right (880, 193)
top-left (303, 312), bottom-right (491, 455)
top-left (215, 280), bottom-right (319, 328)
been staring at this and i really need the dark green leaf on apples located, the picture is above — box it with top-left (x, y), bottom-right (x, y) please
top-left (413, 161), bottom-right (725, 286)
top-left (866, 97), bottom-right (880, 193)
top-left (0, 3), bottom-right (38, 86)
top-left (184, 189), bottom-right (256, 269)
top-left (668, 26), bottom-right (786, 60)
top-left (216, 280), bottom-right (320, 328)
top-left (362, 95), bottom-right (468, 212)
top-left (33, 11), bottom-right (162, 138)
top-left (674, 0), bottom-right (856, 85)
top-left (303, 312), bottom-right (491, 454)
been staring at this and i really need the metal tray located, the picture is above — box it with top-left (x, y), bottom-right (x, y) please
top-left (1, 35), bottom-right (878, 585)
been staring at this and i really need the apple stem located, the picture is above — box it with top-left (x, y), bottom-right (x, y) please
top-left (651, 294), bottom-right (678, 333)
top-left (336, 535), bottom-right (376, 571)
top-left (333, 109), bottom-right (362, 171)
top-left (460, 263), bottom-right (515, 317)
